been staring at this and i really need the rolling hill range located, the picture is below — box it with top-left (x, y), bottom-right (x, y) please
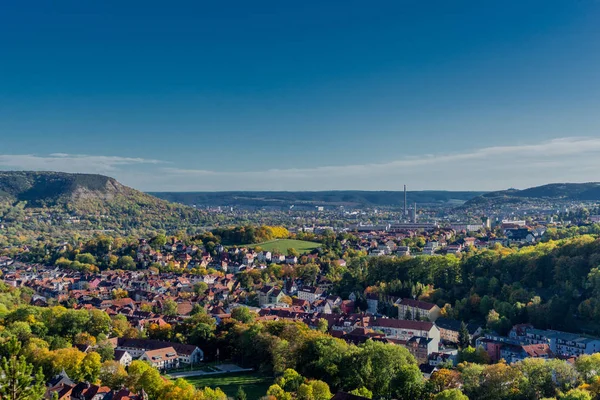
top-left (0, 171), bottom-right (206, 233)
top-left (464, 182), bottom-right (600, 207)
top-left (150, 190), bottom-right (486, 208)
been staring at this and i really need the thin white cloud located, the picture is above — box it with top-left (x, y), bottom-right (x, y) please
top-left (1, 137), bottom-right (599, 191)
top-left (0, 154), bottom-right (164, 173)
top-left (156, 137), bottom-right (600, 190)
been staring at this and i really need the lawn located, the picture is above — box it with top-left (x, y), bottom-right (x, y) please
top-left (185, 371), bottom-right (273, 399)
top-left (250, 238), bottom-right (321, 254)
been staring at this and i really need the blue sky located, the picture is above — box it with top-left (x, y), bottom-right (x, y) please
top-left (1, 0), bottom-right (600, 191)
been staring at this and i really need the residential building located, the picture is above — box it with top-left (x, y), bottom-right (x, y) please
top-left (404, 336), bottom-right (436, 363)
top-left (258, 285), bottom-right (284, 306)
top-left (366, 293), bottom-right (379, 314)
top-left (435, 318), bottom-right (482, 344)
top-left (509, 326), bottom-right (600, 357)
top-left (395, 246), bottom-right (411, 256)
top-left (397, 298), bottom-right (441, 322)
top-left (114, 350), bottom-right (132, 366)
top-left (367, 317), bottom-right (441, 348)
top-left (140, 347), bottom-right (179, 370)
top-left (428, 351), bottom-right (458, 367)
top-left (111, 338), bottom-right (203, 365)
top-left (297, 286), bottom-right (324, 303)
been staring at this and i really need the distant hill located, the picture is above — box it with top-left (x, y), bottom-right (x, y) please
top-left (0, 171), bottom-right (137, 206)
top-left (150, 190), bottom-right (486, 208)
top-left (0, 171), bottom-right (206, 233)
top-left (465, 182), bottom-right (600, 207)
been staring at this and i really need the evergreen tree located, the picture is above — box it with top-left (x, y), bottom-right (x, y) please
top-left (0, 354), bottom-right (46, 400)
top-left (235, 386), bottom-right (247, 400)
top-left (458, 322), bottom-right (471, 349)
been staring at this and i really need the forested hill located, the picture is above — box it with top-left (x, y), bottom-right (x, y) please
top-left (0, 171), bottom-right (206, 234)
top-left (150, 190), bottom-right (485, 208)
top-left (0, 171), bottom-right (138, 206)
top-left (465, 182), bottom-right (600, 207)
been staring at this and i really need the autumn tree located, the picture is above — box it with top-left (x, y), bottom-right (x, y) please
top-left (99, 360), bottom-right (128, 389)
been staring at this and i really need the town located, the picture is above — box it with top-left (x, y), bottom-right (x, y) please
top-left (2, 200), bottom-right (600, 399)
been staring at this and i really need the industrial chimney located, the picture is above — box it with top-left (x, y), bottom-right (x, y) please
top-left (403, 185), bottom-right (407, 216)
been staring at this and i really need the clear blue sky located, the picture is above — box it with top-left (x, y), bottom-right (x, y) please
top-left (1, 0), bottom-right (600, 191)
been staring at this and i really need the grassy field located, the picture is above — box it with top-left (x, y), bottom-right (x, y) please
top-left (249, 238), bottom-right (320, 254)
top-left (185, 372), bottom-right (273, 399)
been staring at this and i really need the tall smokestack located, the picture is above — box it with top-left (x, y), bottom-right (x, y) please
top-left (404, 185), bottom-right (407, 216)
top-left (413, 202), bottom-right (417, 223)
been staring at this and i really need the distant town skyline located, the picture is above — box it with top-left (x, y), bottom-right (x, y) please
top-left (1, 1), bottom-right (600, 191)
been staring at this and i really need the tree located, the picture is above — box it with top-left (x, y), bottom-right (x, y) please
top-left (161, 299), bottom-right (178, 317)
top-left (51, 347), bottom-right (86, 381)
top-left (458, 346), bottom-right (489, 364)
top-left (111, 314), bottom-right (133, 337)
top-left (575, 353), bottom-right (600, 383)
top-left (231, 306), bottom-right (255, 324)
top-left (287, 248), bottom-right (300, 258)
top-left (99, 360), bottom-right (128, 389)
top-left (0, 354), bottom-right (46, 400)
top-left (75, 253), bottom-right (96, 265)
top-left (126, 360), bottom-right (152, 391)
top-left (349, 387), bottom-right (373, 398)
top-left (194, 282), bottom-right (209, 295)
top-left (340, 340), bottom-right (420, 399)
top-left (149, 234), bottom-right (167, 250)
top-left (199, 387), bottom-right (228, 400)
top-left (88, 309), bottom-right (112, 336)
top-left (297, 383), bottom-right (314, 400)
top-left (80, 352), bottom-right (102, 382)
top-left (117, 256), bottom-right (136, 270)
top-left (112, 288), bottom-right (129, 299)
top-left (310, 380), bottom-right (332, 400)
top-left (235, 386), bottom-right (247, 400)
top-left (434, 389), bottom-right (469, 400)
top-left (458, 322), bottom-right (470, 349)
top-left (317, 318), bottom-right (329, 333)
top-left (280, 368), bottom-right (304, 392)
top-left (515, 358), bottom-right (560, 399)
top-left (486, 309), bottom-right (500, 329)
top-left (138, 368), bottom-right (164, 399)
top-left (267, 384), bottom-right (292, 400)
top-left (74, 332), bottom-right (96, 346)
top-left (427, 369), bottom-right (461, 394)
top-left (478, 361), bottom-right (523, 400)
top-left (96, 340), bottom-right (115, 362)
top-left (392, 363), bottom-right (425, 400)
top-left (560, 389), bottom-right (592, 400)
